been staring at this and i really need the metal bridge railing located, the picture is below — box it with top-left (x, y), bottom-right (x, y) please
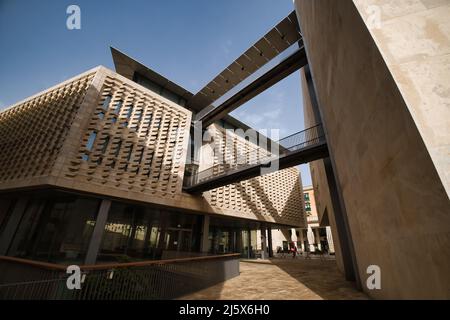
top-left (278, 123), bottom-right (325, 152)
top-left (0, 254), bottom-right (240, 300)
top-left (184, 124), bottom-right (325, 187)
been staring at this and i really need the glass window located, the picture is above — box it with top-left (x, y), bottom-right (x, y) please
top-left (86, 131), bottom-right (97, 151)
top-left (102, 95), bottom-right (112, 110)
top-left (0, 198), bottom-right (14, 233)
top-left (305, 202), bottom-right (311, 212)
top-left (161, 88), bottom-right (179, 104)
top-left (135, 109), bottom-right (143, 122)
top-left (99, 204), bottom-right (159, 262)
top-left (114, 140), bottom-right (122, 157)
top-left (98, 205), bottom-right (202, 262)
top-left (133, 72), bottom-right (187, 108)
top-left (136, 148), bottom-right (145, 165)
top-left (101, 136), bottom-right (110, 154)
top-left (126, 105), bottom-right (133, 119)
top-left (134, 73), bottom-right (162, 95)
top-left (126, 144), bottom-right (133, 162)
top-left (124, 144), bottom-right (134, 171)
top-left (114, 100), bottom-right (123, 114)
top-left (8, 197), bottom-right (100, 264)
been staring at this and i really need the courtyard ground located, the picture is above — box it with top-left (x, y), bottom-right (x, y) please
top-left (180, 258), bottom-right (368, 300)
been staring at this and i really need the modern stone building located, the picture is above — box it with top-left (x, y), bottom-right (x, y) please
top-left (1, 0), bottom-right (449, 301)
top-left (295, 0), bottom-right (450, 299)
top-left (0, 61), bottom-right (306, 265)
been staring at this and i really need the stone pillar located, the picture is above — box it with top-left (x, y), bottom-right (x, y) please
top-left (267, 226), bottom-right (273, 258)
top-left (85, 199), bottom-right (111, 265)
top-left (324, 157), bottom-right (359, 284)
top-left (0, 197), bottom-right (29, 255)
top-left (302, 62), bottom-right (359, 285)
top-left (236, 231), bottom-right (242, 253)
top-left (260, 226), bottom-right (267, 259)
top-left (326, 226), bottom-right (335, 253)
top-left (247, 229), bottom-right (251, 259)
top-left (231, 231), bottom-right (237, 253)
top-left (314, 228), bottom-right (322, 250)
top-left (200, 215), bottom-right (210, 253)
top-left (307, 226), bottom-right (315, 252)
top-left (299, 229), bottom-right (305, 251)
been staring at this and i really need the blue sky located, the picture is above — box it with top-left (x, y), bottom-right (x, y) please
top-left (0, 0), bottom-right (312, 186)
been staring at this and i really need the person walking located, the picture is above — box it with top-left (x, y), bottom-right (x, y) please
top-left (290, 242), bottom-right (298, 259)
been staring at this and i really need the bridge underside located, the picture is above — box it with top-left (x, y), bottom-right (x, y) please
top-left (199, 47), bottom-right (308, 128)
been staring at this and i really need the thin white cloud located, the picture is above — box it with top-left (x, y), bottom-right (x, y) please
top-left (220, 39), bottom-right (233, 57)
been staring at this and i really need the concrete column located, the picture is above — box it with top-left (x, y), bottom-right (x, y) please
top-left (324, 157), bottom-right (359, 285)
top-left (303, 64), bottom-right (360, 286)
top-left (84, 199), bottom-right (111, 265)
top-left (307, 226), bottom-right (315, 252)
top-left (314, 228), bottom-right (322, 250)
top-left (260, 226), bottom-right (267, 259)
top-left (230, 231), bottom-right (236, 253)
top-left (299, 229), bottom-right (305, 251)
top-left (267, 226), bottom-right (273, 258)
top-left (200, 215), bottom-right (210, 253)
top-left (236, 231), bottom-right (242, 253)
top-left (247, 229), bottom-right (251, 259)
top-left (0, 197), bottom-right (29, 255)
top-left (326, 226), bottom-right (335, 253)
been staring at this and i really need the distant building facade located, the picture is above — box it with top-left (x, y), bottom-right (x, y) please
top-left (270, 185), bottom-right (335, 255)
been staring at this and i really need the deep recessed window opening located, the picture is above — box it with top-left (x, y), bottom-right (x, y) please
top-left (101, 136), bottom-right (110, 154)
top-left (136, 109), bottom-right (143, 122)
top-left (126, 144), bottom-right (134, 162)
top-left (114, 140), bottom-right (122, 157)
top-left (124, 144), bottom-right (134, 171)
top-left (102, 95), bottom-right (112, 110)
top-left (126, 105), bottom-right (134, 119)
top-left (114, 100), bottom-right (123, 114)
top-left (137, 147), bottom-right (144, 164)
top-left (86, 131), bottom-right (97, 151)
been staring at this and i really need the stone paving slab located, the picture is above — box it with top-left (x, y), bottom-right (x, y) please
top-left (179, 258), bottom-right (368, 300)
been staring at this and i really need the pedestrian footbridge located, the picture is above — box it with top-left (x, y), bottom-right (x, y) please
top-left (183, 124), bottom-right (328, 193)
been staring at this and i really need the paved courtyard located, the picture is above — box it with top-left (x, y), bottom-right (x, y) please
top-left (180, 258), bottom-right (368, 300)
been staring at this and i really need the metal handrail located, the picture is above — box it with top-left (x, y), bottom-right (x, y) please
top-left (0, 253), bottom-right (240, 271)
top-left (0, 254), bottom-right (241, 300)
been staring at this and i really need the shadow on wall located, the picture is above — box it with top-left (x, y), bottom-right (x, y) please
top-left (235, 177), bottom-right (280, 221)
top-left (232, 172), bottom-right (304, 226)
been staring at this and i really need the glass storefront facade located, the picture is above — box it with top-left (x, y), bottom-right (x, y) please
top-left (97, 202), bottom-right (203, 262)
top-left (1, 195), bottom-right (100, 264)
top-left (0, 191), bottom-right (267, 264)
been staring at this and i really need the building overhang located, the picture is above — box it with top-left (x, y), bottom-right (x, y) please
top-left (110, 47), bottom-right (194, 105)
top-left (109, 47), bottom-right (255, 130)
